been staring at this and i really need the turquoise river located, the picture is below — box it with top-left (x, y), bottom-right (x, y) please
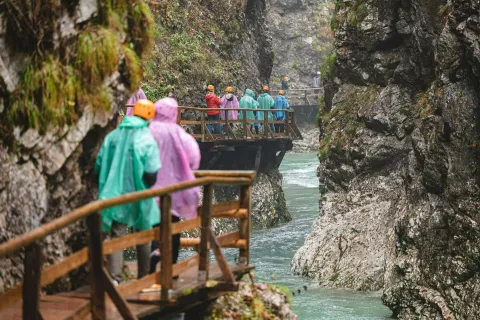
top-left (250, 152), bottom-right (392, 319)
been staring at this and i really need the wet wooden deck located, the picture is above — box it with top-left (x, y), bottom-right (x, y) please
top-left (2, 262), bottom-right (254, 319)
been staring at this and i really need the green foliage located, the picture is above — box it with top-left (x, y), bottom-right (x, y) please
top-left (8, 57), bottom-right (78, 131)
top-left (321, 52), bottom-right (337, 81)
top-left (76, 27), bottom-right (120, 86)
top-left (143, 0), bottom-right (244, 102)
top-left (3, 0), bottom-right (154, 134)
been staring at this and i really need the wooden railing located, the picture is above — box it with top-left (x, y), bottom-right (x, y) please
top-left (0, 171), bottom-right (256, 320)
top-left (270, 87), bottom-right (323, 106)
top-left (178, 106), bottom-right (303, 142)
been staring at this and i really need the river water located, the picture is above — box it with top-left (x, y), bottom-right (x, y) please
top-left (249, 152), bottom-right (392, 319)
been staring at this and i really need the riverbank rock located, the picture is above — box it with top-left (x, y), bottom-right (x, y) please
top-left (292, 1), bottom-right (480, 318)
top-left (293, 124), bottom-right (319, 153)
top-left (201, 282), bottom-right (298, 320)
top-left (211, 169), bottom-right (291, 234)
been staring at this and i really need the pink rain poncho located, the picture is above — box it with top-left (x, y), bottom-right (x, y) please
top-left (126, 88), bottom-right (147, 116)
top-left (149, 98), bottom-right (201, 219)
top-left (220, 94), bottom-right (239, 120)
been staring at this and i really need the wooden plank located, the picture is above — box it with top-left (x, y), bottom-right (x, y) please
top-left (263, 110), bottom-right (268, 138)
top-left (212, 208), bottom-right (248, 219)
top-left (218, 231), bottom-right (241, 247)
top-left (65, 300), bottom-right (91, 320)
top-left (242, 109), bottom-right (247, 140)
top-left (199, 184), bottom-right (213, 281)
top-left (209, 231), bottom-right (235, 284)
top-left (117, 274), bottom-right (156, 297)
top-left (203, 124), bottom-right (214, 141)
top-left (103, 229), bottom-right (157, 256)
top-left (179, 231), bottom-right (242, 248)
top-left (180, 238), bottom-right (200, 248)
top-left (266, 121), bottom-right (275, 138)
top-left (172, 217), bottom-right (201, 235)
top-left (87, 213), bottom-right (106, 320)
top-left (0, 286), bottom-right (22, 312)
top-left (239, 186), bottom-right (251, 265)
top-left (23, 243), bottom-right (42, 320)
top-left (102, 268), bottom-right (137, 320)
top-left (193, 171), bottom-right (256, 179)
top-left (173, 255), bottom-right (199, 277)
top-left (160, 195), bottom-right (173, 301)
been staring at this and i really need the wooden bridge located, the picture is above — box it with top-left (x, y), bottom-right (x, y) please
top-left (0, 171), bottom-right (256, 320)
top-left (177, 106), bottom-right (303, 143)
top-left (271, 88), bottom-right (323, 124)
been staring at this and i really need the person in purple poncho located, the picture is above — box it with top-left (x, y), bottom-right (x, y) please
top-left (126, 88), bottom-right (147, 116)
top-left (148, 97), bottom-right (201, 273)
top-left (220, 87), bottom-right (239, 127)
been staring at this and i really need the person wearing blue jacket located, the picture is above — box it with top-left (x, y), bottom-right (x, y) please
top-left (274, 90), bottom-right (290, 133)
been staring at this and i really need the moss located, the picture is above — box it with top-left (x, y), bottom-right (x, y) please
top-left (321, 52), bottom-right (337, 81)
top-left (7, 57), bottom-right (78, 131)
top-left (320, 85), bottom-right (381, 161)
top-left (128, 0), bottom-right (155, 58)
top-left (3, 0), bottom-right (155, 134)
top-left (121, 46), bottom-right (143, 91)
top-left (76, 27), bottom-right (120, 87)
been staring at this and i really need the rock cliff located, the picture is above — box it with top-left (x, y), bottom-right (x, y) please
top-left (267, 0), bottom-right (333, 89)
top-left (292, 0), bottom-right (480, 318)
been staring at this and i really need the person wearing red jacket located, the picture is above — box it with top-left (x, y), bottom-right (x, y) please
top-left (205, 84), bottom-right (222, 134)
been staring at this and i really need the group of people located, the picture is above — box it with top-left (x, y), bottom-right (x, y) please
top-left (204, 84), bottom-right (290, 135)
top-left (96, 88), bottom-right (200, 285)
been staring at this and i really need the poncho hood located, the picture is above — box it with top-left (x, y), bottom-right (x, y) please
top-left (154, 97), bottom-right (178, 123)
top-left (119, 115), bottom-right (149, 128)
top-left (245, 89), bottom-right (255, 98)
top-left (126, 88), bottom-right (147, 116)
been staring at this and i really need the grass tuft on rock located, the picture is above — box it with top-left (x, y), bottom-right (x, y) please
top-left (76, 27), bottom-right (120, 87)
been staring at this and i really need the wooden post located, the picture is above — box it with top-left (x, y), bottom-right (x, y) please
top-left (199, 184), bottom-right (213, 281)
top-left (239, 186), bottom-right (251, 265)
top-left (176, 107), bottom-right (182, 125)
top-left (160, 195), bottom-right (172, 301)
top-left (23, 243), bottom-right (42, 320)
top-left (87, 213), bottom-right (106, 320)
top-left (200, 111), bottom-right (205, 142)
top-left (209, 230), bottom-right (235, 284)
top-left (102, 269), bottom-right (137, 320)
top-left (242, 109), bottom-right (247, 139)
top-left (264, 110), bottom-right (268, 138)
top-left (284, 111), bottom-right (290, 137)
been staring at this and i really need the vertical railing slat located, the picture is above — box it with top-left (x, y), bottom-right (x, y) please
top-left (239, 186), bottom-right (251, 265)
top-left (23, 243), bottom-right (42, 320)
top-left (160, 195), bottom-right (173, 301)
top-left (199, 184), bottom-right (213, 281)
top-left (87, 213), bottom-right (106, 320)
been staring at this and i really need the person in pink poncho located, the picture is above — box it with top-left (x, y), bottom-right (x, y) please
top-left (148, 97), bottom-right (201, 273)
top-left (220, 87), bottom-right (239, 126)
top-left (126, 88), bottom-right (148, 116)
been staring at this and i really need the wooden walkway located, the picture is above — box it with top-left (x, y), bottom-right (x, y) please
top-left (0, 171), bottom-right (256, 320)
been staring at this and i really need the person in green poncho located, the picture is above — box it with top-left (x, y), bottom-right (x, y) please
top-left (257, 85), bottom-right (275, 134)
top-left (239, 88), bottom-right (260, 134)
top-left (95, 99), bottom-right (161, 284)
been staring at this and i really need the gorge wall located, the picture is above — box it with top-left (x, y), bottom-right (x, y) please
top-left (267, 0), bottom-right (333, 89)
top-left (292, 0), bottom-right (480, 319)
top-left (0, 0), bottom-right (278, 293)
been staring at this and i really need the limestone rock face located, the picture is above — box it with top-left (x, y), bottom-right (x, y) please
top-left (267, 0), bottom-right (333, 89)
top-left (292, 1), bottom-right (480, 318)
top-left (0, 3), bottom-right (131, 292)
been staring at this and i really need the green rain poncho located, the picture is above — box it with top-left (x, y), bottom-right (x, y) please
top-left (257, 92), bottom-right (275, 121)
top-left (239, 89), bottom-right (258, 125)
top-left (95, 116), bottom-right (162, 232)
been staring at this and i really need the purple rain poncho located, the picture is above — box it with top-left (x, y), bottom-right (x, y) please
top-left (149, 98), bottom-right (201, 220)
top-left (220, 94), bottom-right (239, 121)
top-left (126, 88), bottom-right (147, 116)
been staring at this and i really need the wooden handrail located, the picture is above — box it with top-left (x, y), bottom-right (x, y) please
top-left (0, 176), bottom-right (252, 258)
top-left (178, 106), bottom-right (293, 112)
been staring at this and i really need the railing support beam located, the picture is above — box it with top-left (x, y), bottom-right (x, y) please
top-left (23, 243), bottom-right (42, 320)
top-left (199, 184), bottom-right (213, 281)
top-left (87, 213), bottom-right (106, 320)
top-left (160, 195), bottom-right (173, 301)
top-left (239, 185), bottom-right (251, 265)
